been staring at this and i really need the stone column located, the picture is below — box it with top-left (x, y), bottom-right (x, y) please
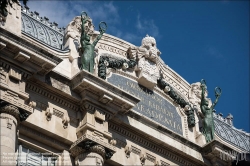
top-left (0, 104), bottom-right (20, 166)
top-left (75, 145), bottom-right (105, 166)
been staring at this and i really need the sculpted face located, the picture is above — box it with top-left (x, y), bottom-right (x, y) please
top-left (142, 35), bottom-right (158, 62)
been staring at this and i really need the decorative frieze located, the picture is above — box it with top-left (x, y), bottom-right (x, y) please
top-left (98, 56), bottom-right (137, 80)
top-left (53, 108), bottom-right (64, 118)
top-left (97, 44), bottom-right (127, 57)
top-left (146, 153), bottom-right (156, 163)
top-left (109, 122), bottom-right (196, 166)
top-left (157, 77), bottom-right (195, 127)
top-left (131, 145), bottom-right (141, 155)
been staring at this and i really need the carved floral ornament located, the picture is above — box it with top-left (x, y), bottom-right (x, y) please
top-left (97, 35), bottom-right (196, 127)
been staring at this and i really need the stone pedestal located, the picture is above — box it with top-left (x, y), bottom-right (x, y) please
top-left (0, 104), bottom-right (20, 166)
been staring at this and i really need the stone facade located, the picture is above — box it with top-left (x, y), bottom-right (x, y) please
top-left (0, 3), bottom-right (249, 166)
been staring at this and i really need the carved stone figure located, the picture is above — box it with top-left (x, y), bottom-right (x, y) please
top-left (136, 35), bottom-right (161, 90)
top-left (188, 82), bottom-right (211, 117)
top-left (200, 82), bottom-right (221, 143)
top-left (79, 12), bottom-right (106, 73)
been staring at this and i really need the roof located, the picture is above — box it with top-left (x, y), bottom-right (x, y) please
top-left (21, 6), bottom-right (68, 53)
top-left (214, 113), bottom-right (250, 152)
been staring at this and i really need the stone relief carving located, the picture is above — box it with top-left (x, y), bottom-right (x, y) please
top-left (45, 107), bottom-right (52, 121)
top-left (188, 82), bottom-right (211, 118)
top-left (124, 145), bottom-right (131, 158)
top-left (62, 115), bottom-right (70, 128)
top-left (127, 35), bottom-right (161, 90)
top-left (140, 152), bottom-right (147, 165)
top-left (65, 15), bottom-right (94, 40)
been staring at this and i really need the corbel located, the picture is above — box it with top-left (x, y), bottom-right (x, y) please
top-left (140, 152), bottom-right (147, 165)
top-left (154, 160), bottom-right (160, 166)
top-left (124, 145), bottom-right (131, 158)
top-left (62, 115), bottom-right (70, 128)
top-left (45, 107), bottom-right (52, 121)
top-left (28, 101), bottom-right (36, 108)
top-left (109, 139), bottom-right (117, 146)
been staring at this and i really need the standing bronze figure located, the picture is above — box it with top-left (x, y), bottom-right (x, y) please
top-left (80, 11), bottom-right (107, 73)
top-left (200, 79), bottom-right (221, 143)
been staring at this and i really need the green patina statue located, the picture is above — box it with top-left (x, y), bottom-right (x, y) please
top-left (200, 79), bottom-right (221, 143)
top-left (80, 11), bottom-right (107, 73)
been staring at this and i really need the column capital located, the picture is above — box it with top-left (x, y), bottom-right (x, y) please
top-left (0, 103), bottom-right (20, 121)
top-left (0, 100), bottom-right (30, 122)
top-left (70, 134), bottom-right (116, 160)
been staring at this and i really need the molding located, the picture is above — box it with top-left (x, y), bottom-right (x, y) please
top-left (0, 60), bottom-right (32, 80)
top-left (26, 83), bottom-right (79, 111)
top-left (0, 41), bottom-right (6, 50)
top-left (19, 124), bottom-right (70, 150)
top-left (0, 27), bottom-right (63, 66)
top-left (0, 93), bottom-right (33, 116)
top-left (109, 121), bottom-right (198, 166)
top-left (71, 70), bottom-right (140, 113)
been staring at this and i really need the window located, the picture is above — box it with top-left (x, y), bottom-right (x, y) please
top-left (17, 145), bottom-right (58, 166)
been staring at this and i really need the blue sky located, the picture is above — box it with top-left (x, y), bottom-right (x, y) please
top-left (24, 1), bottom-right (249, 132)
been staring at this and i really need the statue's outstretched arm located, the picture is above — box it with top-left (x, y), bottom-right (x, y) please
top-left (212, 96), bottom-right (220, 109)
top-left (92, 31), bottom-right (104, 47)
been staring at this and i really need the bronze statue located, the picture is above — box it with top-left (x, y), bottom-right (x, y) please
top-left (80, 11), bottom-right (107, 73)
top-left (200, 79), bottom-right (221, 143)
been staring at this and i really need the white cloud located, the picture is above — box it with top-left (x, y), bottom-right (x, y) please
top-left (136, 14), bottom-right (159, 38)
top-left (26, 1), bottom-right (120, 28)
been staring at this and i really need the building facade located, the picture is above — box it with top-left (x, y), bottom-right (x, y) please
top-left (0, 4), bottom-right (249, 166)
